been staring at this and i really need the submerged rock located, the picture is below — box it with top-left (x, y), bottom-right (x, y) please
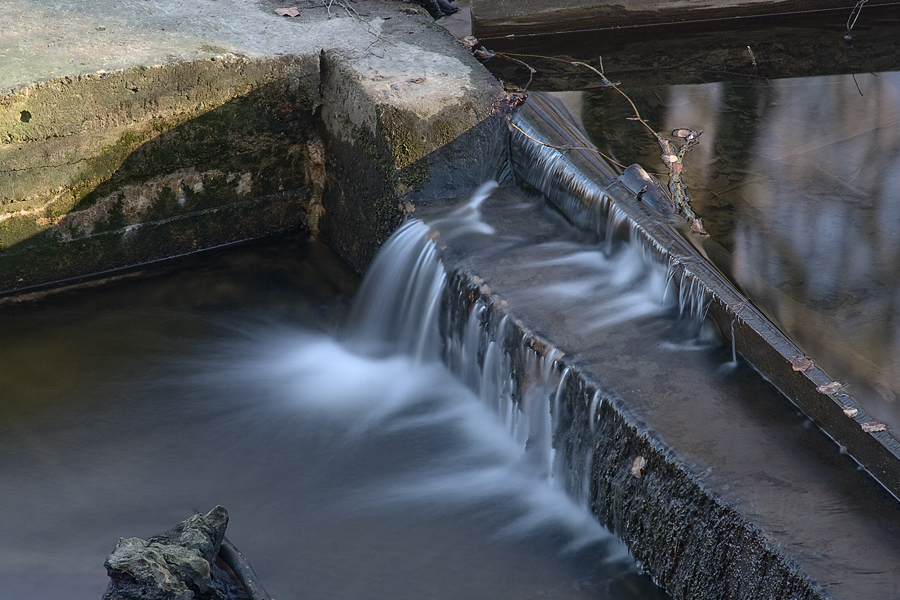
top-left (103, 506), bottom-right (248, 600)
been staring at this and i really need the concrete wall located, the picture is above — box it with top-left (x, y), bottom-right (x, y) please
top-left (0, 0), bottom-right (506, 293)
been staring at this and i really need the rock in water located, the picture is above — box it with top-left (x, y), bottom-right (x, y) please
top-left (103, 506), bottom-right (247, 600)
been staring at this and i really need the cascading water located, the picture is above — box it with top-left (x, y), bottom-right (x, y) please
top-left (0, 183), bottom-right (673, 599)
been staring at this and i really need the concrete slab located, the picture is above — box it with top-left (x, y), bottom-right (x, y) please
top-left (0, 0), bottom-right (505, 290)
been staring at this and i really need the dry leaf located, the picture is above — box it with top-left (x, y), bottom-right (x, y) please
top-left (408, 75), bottom-right (427, 84)
top-left (630, 456), bottom-right (647, 478)
top-left (861, 422), bottom-right (887, 433)
top-left (690, 218), bottom-right (708, 235)
top-left (842, 407), bottom-right (858, 418)
top-left (274, 7), bottom-right (300, 17)
top-left (474, 47), bottom-right (496, 60)
top-left (460, 35), bottom-right (479, 48)
top-left (275, 107), bottom-right (294, 119)
top-left (816, 381), bottom-right (844, 394)
top-left (399, 7), bottom-right (419, 14)
top-left (672, 128), bottom-right (695, 139)
top-left (789, 356), bottom-right (815, 372)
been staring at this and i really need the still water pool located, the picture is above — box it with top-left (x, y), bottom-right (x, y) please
top-left (572, 68), bottom-right (900, 432)
top-left (0, 232), bottom-right (665, 600)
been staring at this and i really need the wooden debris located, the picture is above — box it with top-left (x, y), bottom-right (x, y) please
top-left (219, 536), bottom-right (273, 600)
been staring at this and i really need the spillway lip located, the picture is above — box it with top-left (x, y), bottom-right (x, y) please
top-left (509, 92), bottom-right (900, 504)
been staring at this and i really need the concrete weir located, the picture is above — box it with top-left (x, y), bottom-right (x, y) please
top-left (4, 1), bottom-right (900, 600)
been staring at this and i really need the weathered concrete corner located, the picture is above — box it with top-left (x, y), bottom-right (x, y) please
top-left (319, 18), bottom-right (506, 271)
top-left (1, 55), bottom-right (321, 289)
top-left (0, 0), bottom-right (505, 291)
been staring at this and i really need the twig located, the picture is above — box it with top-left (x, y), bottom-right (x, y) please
top-left (845, 0), bottom-right (868, 40)
top-left (483, 48), bottom-right (707, 231)
top-left (570, 58), bottom-right (706, 232)
top-left (498, 54), bottom-right (536, 91)
top-left (507, 119), bottom-right (627, 169)
top-left (337, 0), bottom-right (362, 19)
top-left (571, 61), bottom-right (656, 140)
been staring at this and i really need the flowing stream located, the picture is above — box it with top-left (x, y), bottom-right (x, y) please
top-left (0, 197), bottom-right (670, 599)
top-left (7, 62), bottom-right (899, 600)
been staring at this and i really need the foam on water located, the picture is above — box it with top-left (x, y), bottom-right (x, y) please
top-left (207, 192), bottom-right (629, 557)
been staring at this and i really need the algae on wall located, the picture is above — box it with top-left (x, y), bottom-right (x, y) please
top-left (0, 55), bottom-right (322, 290)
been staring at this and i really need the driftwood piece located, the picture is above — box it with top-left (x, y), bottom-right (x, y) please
top-left (218, 537), bottom-right (273, 600)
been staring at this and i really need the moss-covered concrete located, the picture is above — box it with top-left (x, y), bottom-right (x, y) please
top-left (318, 32), bottom-right (505, 272)
top-left (0, 0), bottom-right (506, 292)
top-left (0, 55), bottom-right (322, 290)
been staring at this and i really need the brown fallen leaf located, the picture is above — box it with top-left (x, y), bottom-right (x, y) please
top-left (460, 35), bottom-right (479, 48)
top-left (672, 128), bottom-right (697, 139)
top-left (275, 106), bottom-right (294, 119)
top-left (817, 381), bottom-right (844, 394)
top-left (473, 47), bottom-right (496, 61)
top-left (842, 407), bottom-right (859, 418)
top-left (274, 7), bottom-right (301, 17)
top-left (789, 356), bottom-right (815, 372)
top-left (861, 421), bottom-right (888, 433)
top-left (408, 75), bottom-right (427, 84)
top-left (630, 456), bottom-right (647, 478)
top-left (399, 7), bottom-right (419, 14)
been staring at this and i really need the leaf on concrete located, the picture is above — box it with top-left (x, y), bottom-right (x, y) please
top-left (816, 381), bottom-right (844, 394)
top-left (789, 356), bottom-right (816, 372)
top-left (861, 421), bottom-right (888, 433)
top-left (842, 407), bottom-right (858, 418)
top-left (630, 456), bottom-right (647, 478)
top-left (408, 76), bottom-right (427, 84)
top-left (275, 7), bottom-right (301, 17)
top-left (399, 7), bottom-right (419, 14)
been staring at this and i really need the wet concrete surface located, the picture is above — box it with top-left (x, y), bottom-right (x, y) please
top-left (416, 185), bottom-right (900, 599)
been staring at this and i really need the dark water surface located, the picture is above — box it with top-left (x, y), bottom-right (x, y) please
top-left (572, 69), bottom-right (900, 433)
top-left (0, 233), bottom-right (664, 600)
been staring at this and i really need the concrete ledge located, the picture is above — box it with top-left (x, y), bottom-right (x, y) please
top-left (437, 264), bottom-right (828, 600)
top-left (0, 0), bottom-right (506, 291)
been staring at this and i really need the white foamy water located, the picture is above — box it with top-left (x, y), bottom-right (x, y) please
top-left (0, 187), bottom-right (668, 600)
top-left (218, 326), bottom-right (615, 553)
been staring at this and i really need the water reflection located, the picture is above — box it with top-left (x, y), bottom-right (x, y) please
top-left (579, 70), bottom-right (900, 429)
